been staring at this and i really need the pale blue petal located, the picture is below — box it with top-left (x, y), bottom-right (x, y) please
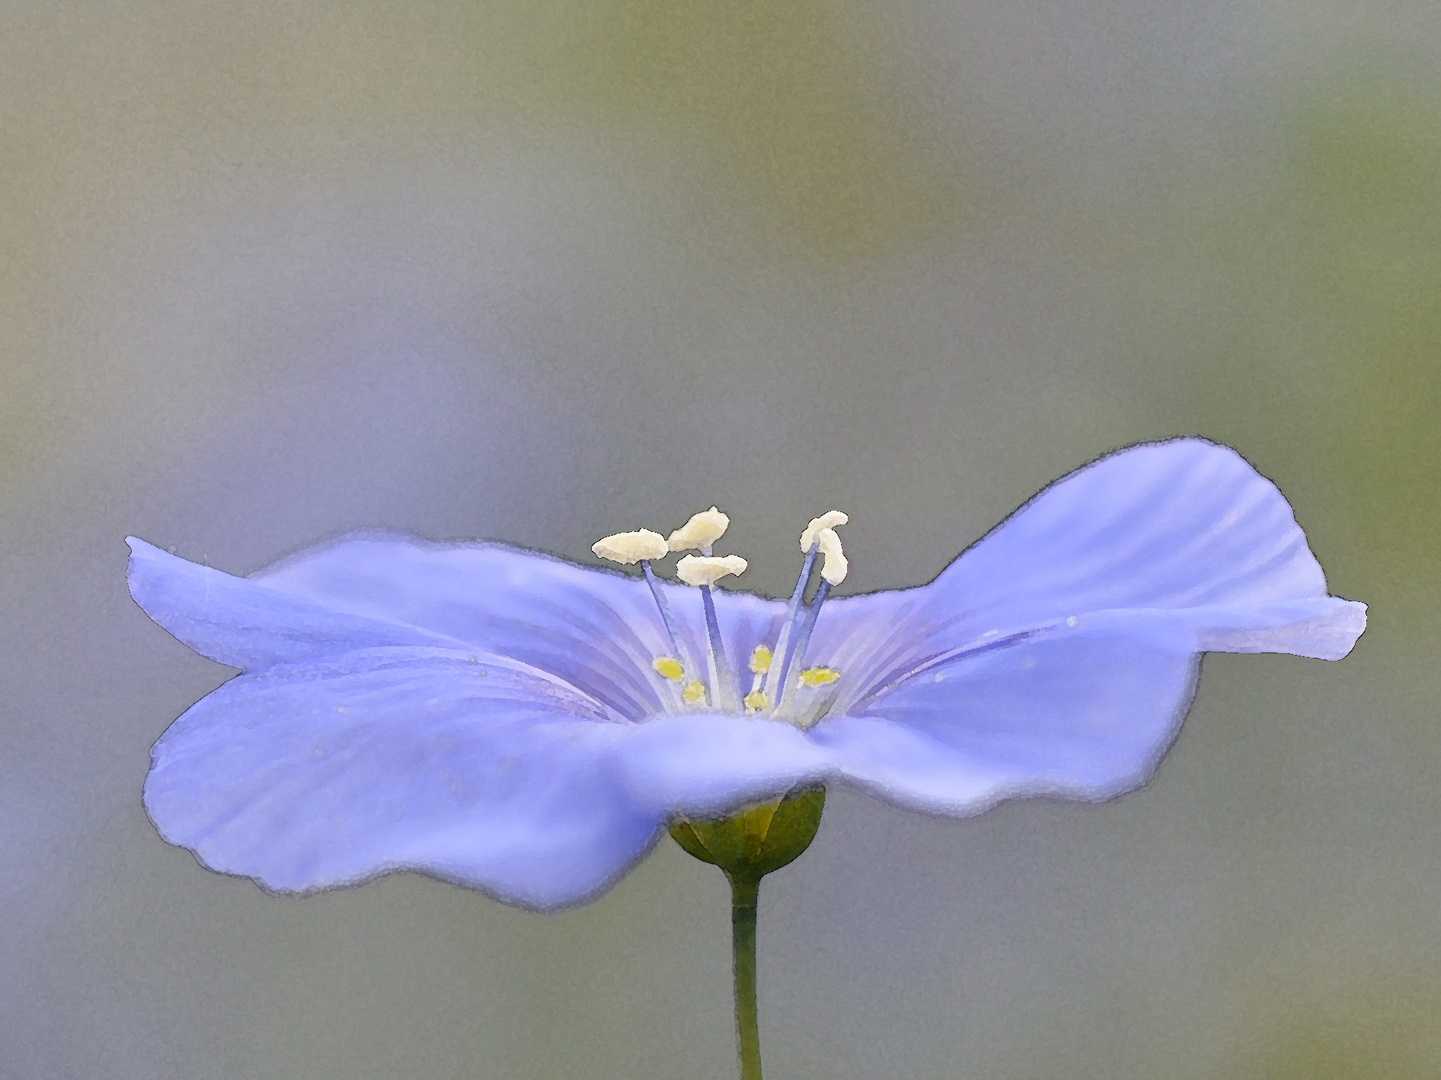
top-left (938, 438), bottom-right (1332, 613)
top-left (613, 713), bottom-right (835, 818)
top-left (811, 620), bottom-right (1199, 814)
top-left (1192, 597), bottom-right (1368, 660)
top-left (800, 439), bottom-right (1365, 815)
top-left (144, 646), bottom-right (660, 910)
top-left (252, 534), bottom-right (790, 719)
top-left (131, 535), bottom-right (703, 718)
top-left (126, 538), bottom-right (451, 669)
top-left (808, 438), bottom-right (1365, 713)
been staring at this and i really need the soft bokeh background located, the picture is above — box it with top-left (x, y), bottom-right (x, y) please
top-left (2, 1), bottom-right (1437, 1076)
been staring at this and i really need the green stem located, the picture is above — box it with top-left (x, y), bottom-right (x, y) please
top-left (729, 873), bottom-right (763, 1080)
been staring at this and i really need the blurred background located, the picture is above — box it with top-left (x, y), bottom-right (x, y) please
top-left (2, 0), bottom-right (1438, 1076)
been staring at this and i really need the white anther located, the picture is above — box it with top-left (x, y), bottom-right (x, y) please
top-left (668, 507), bottom-right (730, 552)
top-left (816, 528), bottom-right (848, 585)
top-left (676, 553), bottom-right (748, 587)
top-left (592, 529), bottom-right (669, 565)
top-left (799, 510), bottom-right (848, 552)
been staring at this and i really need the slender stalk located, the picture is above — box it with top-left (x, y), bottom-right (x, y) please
top-left (763, 547), bottom-right (818, 704)
top-left (700, 584), bottom-right (735, 710)
top-left (641, 560), bottom-right (688, 665)
top-left (729, 874), bottom-right (763, 1080)
top-left (774, 579), bottom-right (830, 711)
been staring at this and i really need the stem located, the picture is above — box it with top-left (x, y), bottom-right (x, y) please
top-left (730, 874), bottom-right (763, 1080)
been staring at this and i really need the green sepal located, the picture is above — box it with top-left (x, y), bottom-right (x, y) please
top-left (668, 785), bottom-right (826, 882)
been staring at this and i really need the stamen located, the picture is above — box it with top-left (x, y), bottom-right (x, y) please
top-left (653, 657), bottom-right (686, 682)
top-left (641, 560), bottom-right (693, 679)
top-left (790, 662), bottom-right (844, 730)
top-left (816, 527), bottom-right (848, 585)
top-left (668, 507), bottom-right (730, 555)
top-left (592, 530), bottom-right (669, 565)
top-left (675, 554), bottom-right (748, 586)
top-left (761, 547), bottom-right (816, 706)
top-left (799, 511), bottom-right (848, 552)
top-left (744, 646), bottom-right (772, 712)
top-left (593, 528), bottom-right (694, 693)
top-left (781, 577), bottom-right (832, 707)
top-left (683, 681), bottom-right (708, 704)
top-left (767, 514), bottom-right (848, 710)
top-left (674, 554), bottom-right (746, 712)
top-left (779, 533), bottom-right (847, 710)
top-left (699, 583), bottom-right (736, 710)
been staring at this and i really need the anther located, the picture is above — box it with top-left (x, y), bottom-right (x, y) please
top-left (799, 667), bottom-right (840, 687)
top-left (816, 527), bottom-right (848, 585)
top-left (668, 507), bottom-right (730, 555)
top-left (675, 554), bottom-right (748, 587)
top-left (799, 511), bottom-right (848, 552)
top-left (683, 681), bottom-right (708, 704)
top-left (743, 690), bottom-right (770, 711)
top-left (591, 530), bottom-right (669, 564)
top-left (748, 645), bottom-right (772, 673)
top-left (653, 657), bottom-right (686, 682)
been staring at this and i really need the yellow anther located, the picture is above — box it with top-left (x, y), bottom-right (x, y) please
top-left (653, 657), bottom-right (685, 681)
top-left (676, 553), bottom-right (748, 587)
top-left (816, 527), bottom-right (848, 586)
top-left (748, 645), bottom-right (772, 673)
top-left (799, 510), bottom-right (848, 551)
top-left (592, 529), bottom-right (669, 565)
top-left (668, 507), bottom-right (730, 553)
top-left (743, 689), bottom-right (770, 711)
top-left (683, 681), bottom-right (708, 704)
top-left (799, 666), bottom-right (841, 687)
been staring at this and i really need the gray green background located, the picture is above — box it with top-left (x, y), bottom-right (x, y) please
top-left (2, 1), bottom-right (1437, 1076)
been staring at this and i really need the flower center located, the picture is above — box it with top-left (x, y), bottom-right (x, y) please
top-left (593, 507), bottom-right (849, 727)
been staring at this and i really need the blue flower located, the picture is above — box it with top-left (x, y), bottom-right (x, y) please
top-left (128, 438), bottom-right (1365, 910)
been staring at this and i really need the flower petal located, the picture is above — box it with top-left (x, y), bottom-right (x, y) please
top-left (131, 535), bottom-right (697, 718)
top-left (143, 646), bottom-right (660, 910)
top-left (254, 533), bottom-right (788, 717)
top-left (1193, 597), bottom-right (1368, 661)
top-left (799, 440), bottom-right (1365, 816)
top-left (812, 619), bottom-right (1199, 814)
top-left (810, 438), bottom-right (1365, 710)
top-left (126, 537), bottom-right (452, 669)
top-left (613, 712), bottom-right (835, 818)
top-left (943, 438), bottom-right (1333, 613)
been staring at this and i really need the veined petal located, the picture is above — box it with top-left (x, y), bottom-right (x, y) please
top-left (812, 620), bottom-right (1199, 814)
top-left (810, 439), bottom-right (1366, 711)
top-left (126, 538), bottom-right (454, 669)
top-left (613, 713), bottom-right (834, 818)
top-left (798, 439), bottom-right (1365, 816)
top-left (1192, 597), bottom-right (1368, 661)
top-left (144, 646), bottom-right (659, 910)
top-left (131, 535), bottom-right (698, 719)
top-left (256, 533), bottom-right (788, 717)
top-left (943, 438), bottom-right (1332, 612)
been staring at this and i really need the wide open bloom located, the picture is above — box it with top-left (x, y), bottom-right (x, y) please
top-left (129, 439), bottom-right (1365, 910)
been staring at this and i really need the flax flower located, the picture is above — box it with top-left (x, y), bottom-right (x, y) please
top-left (129, 439), bottom-right (1365, 910)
